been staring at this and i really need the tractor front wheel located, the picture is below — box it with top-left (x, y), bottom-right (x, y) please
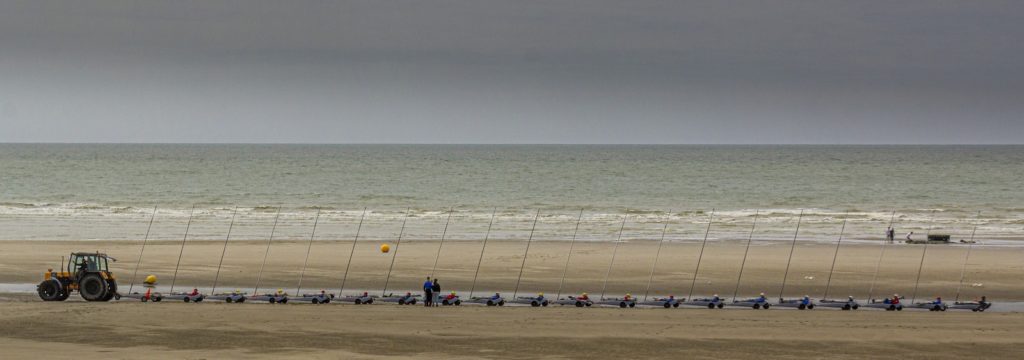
top-left (56, 287), bottom-right (70, 301)
top-left (37, 280), bottom-right (62, 301)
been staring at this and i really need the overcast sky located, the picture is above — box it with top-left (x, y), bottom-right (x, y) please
top-left (1, 0), bottom-right (1022, 144)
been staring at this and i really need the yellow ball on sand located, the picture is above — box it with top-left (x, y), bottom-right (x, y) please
top-left (380, 244), bottom-right (390, 253)
top-left (144, 275), bottom-right (157, 285)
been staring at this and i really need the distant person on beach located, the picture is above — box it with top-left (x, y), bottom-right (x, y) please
top-left (431, 279), bottom-right (442, 307)
top-left (886, 227), bottom-right (895, 242)
top-left (906, 232), bottom-right (914, 242)
top-left (423, 277), bottom-right (433, 307)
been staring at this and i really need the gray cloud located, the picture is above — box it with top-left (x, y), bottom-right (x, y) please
top-left (1, 0), bottom-right (1022, 143)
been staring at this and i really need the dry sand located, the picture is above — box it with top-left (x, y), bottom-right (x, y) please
top-left (2, 238), bottom-right (1023, 358)
top-left (1, 297), bottom-right (1022, 359)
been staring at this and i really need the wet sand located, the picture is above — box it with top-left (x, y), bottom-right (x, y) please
top-left (1, 297), bottom-right (1022, 359)
top-left (2, 239), bottom-right (1022, 359)
top-left (2, 239), bottom-right (1020, 301)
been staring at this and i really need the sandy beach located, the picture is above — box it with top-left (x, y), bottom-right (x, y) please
top-left (3, 239), bottom-right (1020, 301)
top-left (1, 295), bottom-right (1023, 359)
top-left (1, 236), bottom-right (1021, 358)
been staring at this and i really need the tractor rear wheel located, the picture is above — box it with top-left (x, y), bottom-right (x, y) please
top-left (79, 274), bottom-right (109, 301)
top-left (102, 281), bottom-right (118, 301)
top-left (37, 280), bottom-right (62, 301)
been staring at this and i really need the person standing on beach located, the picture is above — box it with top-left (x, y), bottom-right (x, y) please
top-left (423, 277), bottom-right (433, 307)
top-left (886, 227), bottom-right (895, 243)
top-left (431, 279), bottom-right (442, 307)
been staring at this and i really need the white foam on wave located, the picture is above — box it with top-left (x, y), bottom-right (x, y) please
top-left (0, 203), bottom-right (1019, 243)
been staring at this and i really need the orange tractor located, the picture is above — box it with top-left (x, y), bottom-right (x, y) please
top-left (37, 252), bottom-right (119, 301)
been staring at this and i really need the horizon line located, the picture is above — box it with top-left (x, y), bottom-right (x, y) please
top-left (2, 142), bottom-right (1022, 146)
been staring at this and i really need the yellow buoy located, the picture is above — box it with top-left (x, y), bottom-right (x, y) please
top-left (144, 275), bottom-right (158, 285)
top-left (380, 244), bottom-right (390, 253)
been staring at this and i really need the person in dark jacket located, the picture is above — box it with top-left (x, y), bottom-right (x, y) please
top-left (431, 279), bottom-right (442, 307)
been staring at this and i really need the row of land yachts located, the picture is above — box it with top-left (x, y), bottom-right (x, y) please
top-left (39, 252), bottom-right (992, 312)
top-left (119, 289), bottom-right (991, 312)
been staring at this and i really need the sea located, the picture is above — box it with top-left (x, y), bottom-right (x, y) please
top-left (0, 144), bottom-right (1021, 244)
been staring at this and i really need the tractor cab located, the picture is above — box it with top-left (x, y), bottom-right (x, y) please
top-left (69, 252), bottom-right (113, 275)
